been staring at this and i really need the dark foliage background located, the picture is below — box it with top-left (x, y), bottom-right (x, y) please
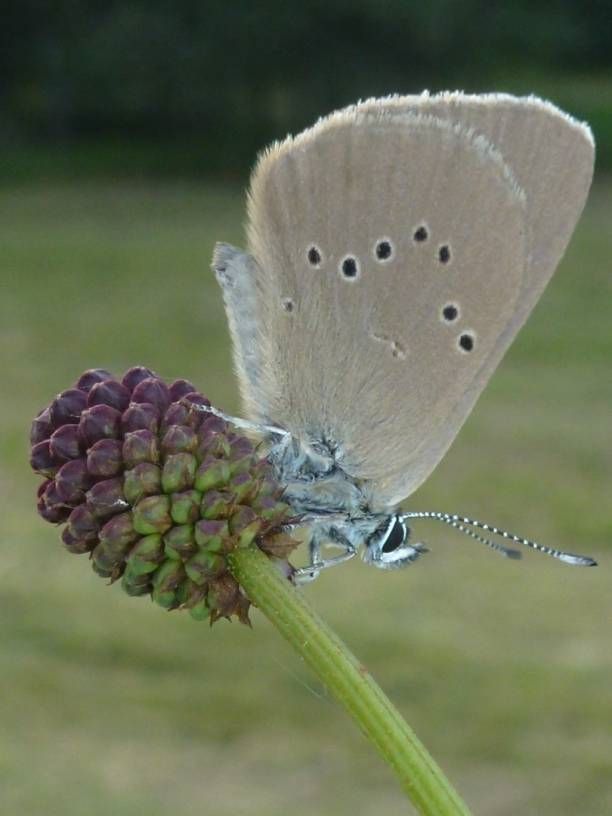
top-left (1, 1), bottom-right (611, 178)
top-left (2, 5), bottom-right (611, 815)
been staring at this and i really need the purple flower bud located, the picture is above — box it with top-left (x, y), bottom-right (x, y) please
top-left (230, 435), bottom-right (254, 456)
top-left (55, 459), bottom-right (93, 504)
top-left (121, 366), bottom-right (158, 393)
top-left (67, 504), bottom-right (100, 542)
top-left (78, 404), bottom-right (121, 447)
top-left (121, 402), bottom-right (159, 434)
top-left (30, 407), bottom-right (54, 445)
top-left (75, 369), bottom-right (114, 392)
top-left (161, 425), bottom-right (198, 456)
top-left (168, 379), bottom-right (197, 401)
top-left (198, 415), bottom-right (227, 437)
top-left (42, 478), bottom-right (73, 511)
top-left (88, 380), bottom-right (131, 412)
top-left (86, 438), bottom-right (123, 477)
top-left (122, 429), bottom-right (159, 468)
top-left (86, 477), bottom-right (129, 518)
top-left (131, 377), bottom-right (170, 413)
top-left (196, 416), bottom-right (228, 457)
top-left (181, 391), bottom-right (211, 410)
top-left (37, 481), bottom-right (72, 523)
top-left (93, 513), bottom-right (138, 577)
top-left (49, 424), bottom-right (82, 460)
top-left (98, 512), bottom-right (139, 549)
top-left (49, 389), bottom-right (88, 426)
top-left (160, 402), bottom-right (190, 430)
top-left (62, 526), bottom-right (95, 554)
top-left (30, 440), bottom-right (64, 478)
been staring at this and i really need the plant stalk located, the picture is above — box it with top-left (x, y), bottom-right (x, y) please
top-left (229, 546), bottom-right (472, 816)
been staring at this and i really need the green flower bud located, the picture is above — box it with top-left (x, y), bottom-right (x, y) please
top-left (199, 489), bottom-right (233, 520)
top-left (170, 489), bottom-right (201, 525)
top-left (229, 505), bottom-right (263, 548)
top-left (161, 452), bottom-right (197, 494)
top-left (123, 462), bottom-right (162, 505)
top-left (126, 533), bottom-right (164, 576)
top-left (132, 495), bottom-right (172, 535)
top-left (188, 597), bottom-right (210, 622)
top-left (194, 455), bottom-right (230, 492)
top-left (151, 560), bottom-right (185, 609)
top-left (185, 550), bottom-right (226, 584)
top-left (163, 524), bottom-right (196, 560)
top-left (121, 567), bottom-right (153, 596)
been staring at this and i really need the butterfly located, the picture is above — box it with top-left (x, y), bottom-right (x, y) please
top-left (210, 92), bottom-right (597, 581)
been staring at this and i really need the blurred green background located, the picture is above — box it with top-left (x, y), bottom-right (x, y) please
top-left (1, 3), bottom-right (611, 815)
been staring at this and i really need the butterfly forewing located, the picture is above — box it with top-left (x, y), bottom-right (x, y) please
top-left (246, 110), bottom-right (529, 507)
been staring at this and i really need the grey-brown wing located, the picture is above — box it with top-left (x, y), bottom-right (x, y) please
top-left (245, 108), bottom-right (529, 508)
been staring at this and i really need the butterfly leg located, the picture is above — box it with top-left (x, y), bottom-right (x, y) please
top-left (292, 524), bottom-right (357, 584)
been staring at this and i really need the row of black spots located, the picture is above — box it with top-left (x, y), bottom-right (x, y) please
top-left (439, 302), bottom-right (475, 353)
top-left (457, 331), bottom-right (475, 353)
top-left (306, 245), bottom-right (361, 280)
top-left (412, 225), bottom-right (452, 265)
top-left (305, 234), bottom-right (450, 280)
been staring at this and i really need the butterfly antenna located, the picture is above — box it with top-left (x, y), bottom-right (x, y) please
top-left (402, 511), bottom-right (597, 567)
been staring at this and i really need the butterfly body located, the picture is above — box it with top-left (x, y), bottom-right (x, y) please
top-left (211, 92), bottom-right (597, 577)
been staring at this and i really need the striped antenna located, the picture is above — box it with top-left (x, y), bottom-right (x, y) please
top-left (402, 511), bottom-right (597, 567)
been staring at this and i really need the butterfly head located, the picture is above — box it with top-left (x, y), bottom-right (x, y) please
top-left (362, 514), bottom-right (428, 569)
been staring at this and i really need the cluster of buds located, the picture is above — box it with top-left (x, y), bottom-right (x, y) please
top-left (30, 367), bottom-right (298, 624)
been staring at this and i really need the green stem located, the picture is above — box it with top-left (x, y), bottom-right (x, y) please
top-left (229, 547), bottom-right (472, 816)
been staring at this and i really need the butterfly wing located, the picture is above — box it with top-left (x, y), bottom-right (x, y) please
top-left (219, 96), bottom-right (593, 509)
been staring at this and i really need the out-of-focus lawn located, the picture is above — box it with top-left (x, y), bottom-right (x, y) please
top-left (0, 179), bottom-right (610, 816)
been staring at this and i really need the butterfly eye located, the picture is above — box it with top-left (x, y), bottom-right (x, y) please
top-left (381, 517), bottom-right (407, 553)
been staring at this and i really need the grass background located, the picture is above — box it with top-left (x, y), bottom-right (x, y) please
top-left (1, 175), bottom-right (610, 815)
